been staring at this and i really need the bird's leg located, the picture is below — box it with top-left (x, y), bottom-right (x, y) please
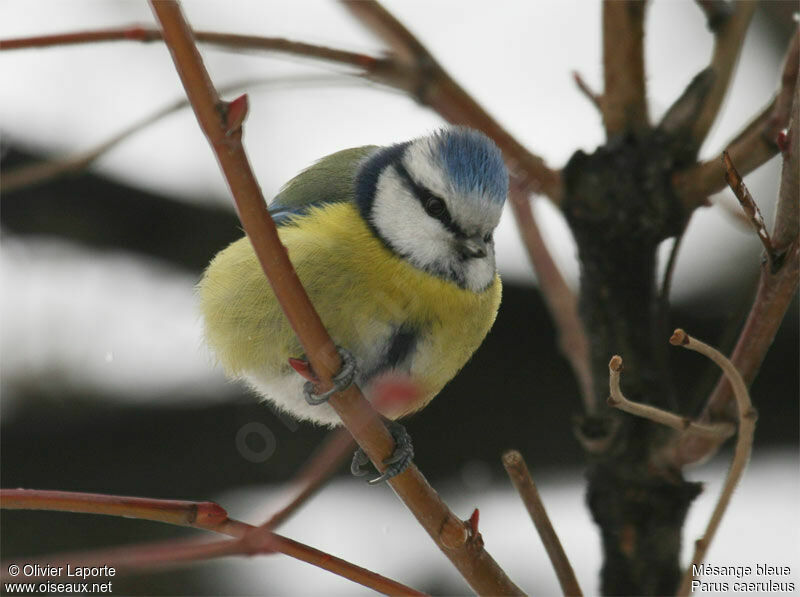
top-left (300, 346), bottom-right (358, 406)
top-left (351, 419), bottom-right (414, 485)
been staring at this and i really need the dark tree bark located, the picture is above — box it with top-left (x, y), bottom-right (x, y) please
top-left (563, 130), bottom-right (702, 594)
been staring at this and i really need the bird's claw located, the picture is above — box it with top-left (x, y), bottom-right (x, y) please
top-left (303, 346), bottom-right (357, 406)
top-left (351, 420), bottom-right (414, 485)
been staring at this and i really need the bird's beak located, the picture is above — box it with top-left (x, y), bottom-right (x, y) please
top-left (458, 236), bottom-right (488, 259)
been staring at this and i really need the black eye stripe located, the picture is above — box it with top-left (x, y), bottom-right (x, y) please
top-left (394, 161), bottom-right (467, 238)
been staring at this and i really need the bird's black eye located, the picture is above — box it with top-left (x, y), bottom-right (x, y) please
top-left (483, 233), bottom-right (493, 244)
top-left (424, 196), bottom-right (447, 218)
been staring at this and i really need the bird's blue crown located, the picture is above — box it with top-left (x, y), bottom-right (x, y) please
top-left (433, 127), bottom-right (508, 203)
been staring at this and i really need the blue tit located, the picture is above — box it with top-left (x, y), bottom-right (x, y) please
top-left (198, 126), bottom-right (508, 432)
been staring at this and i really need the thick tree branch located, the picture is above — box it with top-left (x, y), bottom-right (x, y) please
top-left (509, 184), bottom-right (593, 410)
top-left (0, 489), bottom-right (426, 595)
top-left (669, 330), bottom-right (756, 597)
top-left (502, 451), bottom-right (583, 597)
top-left (149, 2), bottom-right (521, 594)
top-left (674, 76), bottom-right (799, 466)
top-left (601, 0), bottom-right (649, 136)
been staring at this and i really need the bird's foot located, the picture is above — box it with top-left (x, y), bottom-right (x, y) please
top-left (351, 420), bottom-right (414, 485)
top-left (301, 346), bottom-right (358, 406)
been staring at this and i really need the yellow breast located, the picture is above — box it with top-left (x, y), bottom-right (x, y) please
top-left (198, 201), bottom-right (501, 418)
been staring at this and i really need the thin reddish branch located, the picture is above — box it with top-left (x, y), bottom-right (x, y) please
top-left (502, 451), bottom-right (582, 597)
top-left (509, 185), bottom-right (593, 410)
top-left (1, 94), bottom-right (187, 193)
top-left (0, 489), bottom-right (426, 596)
top-left (572, 71), bottom-right (602, 113)
top-left (0, 26), bottom-right (378, 71)
top-left (0, 489), bottom-right (230, 531)
top-left (1, 16), bottom-right (562, 203)
top-left (670, 330), bottom-right (756, 596)
top-left (601, 0), bottom-right (649, 136)
top-left (674, 76), bottom-right (799, 467)
top-left (258, 428), bottom-right (354, 531)
top-left (149, 2), bottom-right (521, 594)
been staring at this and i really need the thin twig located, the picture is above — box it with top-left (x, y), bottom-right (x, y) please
top-left (722, 151), bottom-right (779, 267)
top-left (0, 489), bottom-right (426, 595)
top-left (0, 75), bottom-right (368, 194)
top-left (502, 451), bottom-right (582, 597)
top-left (607, 356), bottom-right (734, 439)
top-left (670, 330), bottom-right (757, 597)
top-left (0, 489), bottom-right (232, 531)
top-left (0, 96), bottom-right (185, 194)
top-left (572, 71), bottom-right (602, 113)
top-left (601, 0), bottom-right (649, 136)
top-left (509, 184), bottom-right (593, 410)
top-left (674, 75), bottom-right (799, 466)
top-left (1, 18), bottom-right (563, 205)
top-left (0, 26), bottom-right (378, 71)
top-left (258, 428), bottom-right (354, 531)
top-left (149, 2), bottom-right (522, 594)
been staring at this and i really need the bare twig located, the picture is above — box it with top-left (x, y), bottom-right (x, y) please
top-left (509, 185), bottom-right (593, 410)
top-left (675, 78), bottom-right (799, 466)
top-left (1, 17), bottom-right (563, 205)
top-left (607, 356), bottom-right (734, 439)
top-left (0, 489), bottom-right (233, 532)
top-left (722, 151), bottom-right (780, 267)
top-left (689, 1), bottom-right (756, 148)
top-left (0, 489), bottom-right (426, 595)
top-left (572, 71), bottom-right (602, 112)
top-left (0, 75), bottom-right (367, 194)
top-left (502, 451), bottom-right (583, 597)
top-left (670, 330), bottom-right (756, 597)
top-left (1, 96), bottom-right (185, 194)
top-left (149, 2), bottom-right (521, 594)
top-left (0, 26), bottom-right (379, 71)
top-left (601, 0), bottom-right (649, 136)
top-left (258, 428), bottom-right (354, 531)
